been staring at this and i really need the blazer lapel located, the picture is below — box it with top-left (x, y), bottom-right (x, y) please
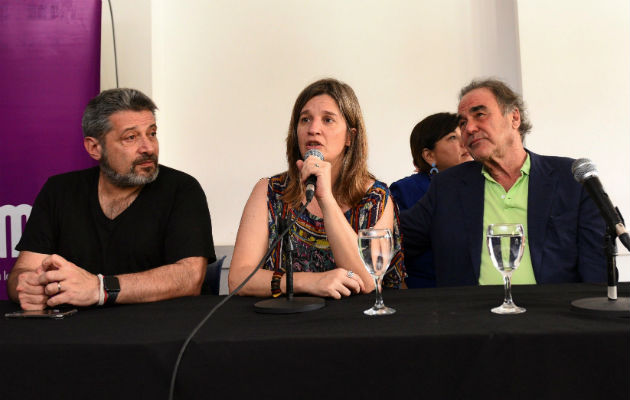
top-left (457, 163), bottom-right (485, 282)
top-left (527, 151), bottom-right (555, 278)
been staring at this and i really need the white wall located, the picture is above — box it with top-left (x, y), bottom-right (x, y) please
top-left (101, 0), bottom-right (152, 95)
top-left (517, 0), bottom-right (630, 280)
top-left (147, 0), bottom-right (521, 244)
top-left (101, 0), bottom-right (629, 280)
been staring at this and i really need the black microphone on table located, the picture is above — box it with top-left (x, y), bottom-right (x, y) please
top-left (572, 158), bottom-right (630, 251)
top-left (570, 158), bottom-right (630, 317)
top-left (304, 148), bottom-right (324, 202)
top-left (168, 149), bottom-right (327, 399)
top-left (252, 148), bottom-right (326, 314)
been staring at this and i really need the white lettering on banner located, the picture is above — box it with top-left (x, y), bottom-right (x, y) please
top-left (0, 204), bottom-right (32, 258)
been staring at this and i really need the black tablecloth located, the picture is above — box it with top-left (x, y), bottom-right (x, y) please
top-left (1, 283), bottom-right (628, 400)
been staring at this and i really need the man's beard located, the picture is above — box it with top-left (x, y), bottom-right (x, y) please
top-left (100, 149), bottom-right (159, 187)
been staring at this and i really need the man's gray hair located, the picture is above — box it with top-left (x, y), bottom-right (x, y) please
top-left (459, 78), bottom-right (532, 140)
top-left (81, 88), bottom-right (157, 142)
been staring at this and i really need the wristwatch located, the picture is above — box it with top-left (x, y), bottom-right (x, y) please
top-left (103, 276), bottom-right (120, 305)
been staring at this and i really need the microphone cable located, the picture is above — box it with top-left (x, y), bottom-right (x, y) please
top-left (106, 0), bottom-right (119, 88)
top-left (167, 201), bottom-right (309, 400)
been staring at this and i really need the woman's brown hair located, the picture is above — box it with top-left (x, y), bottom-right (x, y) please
top-left (283, 78), bottom-right (373, 208)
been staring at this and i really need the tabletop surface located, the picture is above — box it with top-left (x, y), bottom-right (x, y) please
top-left (1, 283), bottom-right (628, 399)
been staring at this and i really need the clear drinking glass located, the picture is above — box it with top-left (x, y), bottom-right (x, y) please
top-left (486, 223), bottom-right (526, 314)
top-left (358, 228), bottom-right (395, 316)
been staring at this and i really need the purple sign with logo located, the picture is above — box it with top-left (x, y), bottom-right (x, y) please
top-left (0, 0), bottom-right (101, 300)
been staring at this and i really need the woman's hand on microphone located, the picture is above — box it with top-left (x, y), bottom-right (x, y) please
top-left (296, 156), bottom-right (333, 201)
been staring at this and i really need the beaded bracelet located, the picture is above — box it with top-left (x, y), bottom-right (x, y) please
top-left (271, 270), bottom-right (284, 297)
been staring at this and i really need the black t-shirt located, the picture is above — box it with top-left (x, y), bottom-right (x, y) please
top-left (17, 165), bottom-right (216, 275)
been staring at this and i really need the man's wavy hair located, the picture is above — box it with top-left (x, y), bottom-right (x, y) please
top-left (459, 78), bottom-right (532, 141)
top-left (283, 78), bottom-right (373, 208)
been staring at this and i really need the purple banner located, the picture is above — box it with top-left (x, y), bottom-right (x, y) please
top-left (0, 0), bottom-right (101, 300)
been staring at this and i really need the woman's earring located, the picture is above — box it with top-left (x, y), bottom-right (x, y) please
top-left (429, 163), bottom-right (439, 176)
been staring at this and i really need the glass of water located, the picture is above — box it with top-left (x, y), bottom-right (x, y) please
top-left (358, 228), bottom-right (395, 316)
top-left (486, 223), bottom-right (526, 314)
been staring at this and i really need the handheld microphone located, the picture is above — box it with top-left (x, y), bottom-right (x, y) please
top-left (304, 149), bottom-right (324, 202)
top-left (572, 158), bottom-right (630, 251)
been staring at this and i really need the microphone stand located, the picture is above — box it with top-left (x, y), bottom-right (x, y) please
top-left (571, 212), bottom-right (630, 317)
top-left (254, 208), bottom-right (325, 314)
top-left (168, 194), bottom-right (323, 400)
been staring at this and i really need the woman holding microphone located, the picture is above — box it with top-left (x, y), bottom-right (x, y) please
top-left (228, 78), bottom-right (405, 298)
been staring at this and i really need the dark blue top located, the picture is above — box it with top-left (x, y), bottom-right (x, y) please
top-left (390, 172), bottom-right (435, 288)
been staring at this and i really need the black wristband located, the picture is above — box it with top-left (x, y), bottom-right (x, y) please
top-left (103, 276), bottom-right (120, 305)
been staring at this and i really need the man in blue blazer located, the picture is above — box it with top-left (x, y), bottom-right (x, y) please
top-left (401, 79), bottom-right (606, 286)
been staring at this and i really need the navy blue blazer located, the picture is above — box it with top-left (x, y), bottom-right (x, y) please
top-left (391, 172), bottom-right (436, 288)
top-left (400, 151), bottom-right (607, 286)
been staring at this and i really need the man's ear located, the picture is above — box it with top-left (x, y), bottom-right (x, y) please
top-left (511, 108), bottom-right (521, 130)
top-left (84, 136), bottom-right (102, 161)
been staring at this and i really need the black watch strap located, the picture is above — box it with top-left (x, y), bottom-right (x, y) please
top-left (103, 275), bottom-right (120, 305)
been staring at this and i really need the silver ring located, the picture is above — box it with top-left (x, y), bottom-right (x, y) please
top-left (346, 270), bottom-right (354, 278)
top-left (57, 282), bottom-right (62, 293)
top-left (315, 163), bottom-right (320, 168)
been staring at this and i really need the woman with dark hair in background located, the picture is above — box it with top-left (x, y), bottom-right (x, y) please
top-left (228, 78), bottom-right (405, 298)
top-left (391, 112), bottom-right (472, 288)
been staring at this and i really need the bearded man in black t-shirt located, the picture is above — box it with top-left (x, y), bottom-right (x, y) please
top-left (8, 88), bottom-right (216, 310)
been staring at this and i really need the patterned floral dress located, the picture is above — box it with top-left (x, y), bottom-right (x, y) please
top-left (264, 172), bottom-right (405, 288)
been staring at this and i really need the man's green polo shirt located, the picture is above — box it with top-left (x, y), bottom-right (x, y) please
top-left (479, 154), bottom-right (537, 285)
